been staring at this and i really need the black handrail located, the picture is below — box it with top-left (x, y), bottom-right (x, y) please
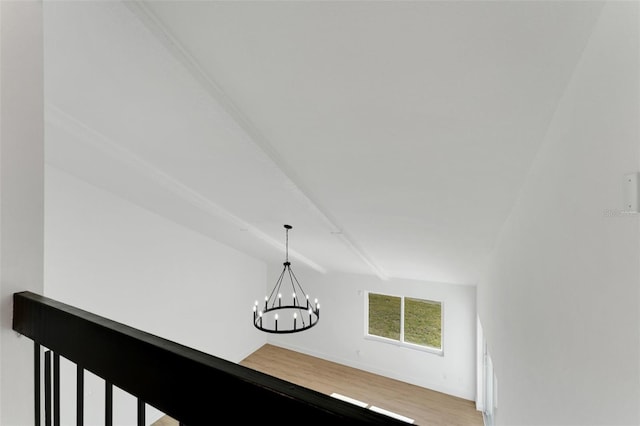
top-left (13, 291), bottom-right (407, 425)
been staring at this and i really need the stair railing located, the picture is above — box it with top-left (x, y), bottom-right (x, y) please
top-left (12, 291), bottom-right (407, 425)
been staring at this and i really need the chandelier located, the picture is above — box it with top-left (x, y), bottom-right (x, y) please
top-left (253, 225), bottom-right (320, 334)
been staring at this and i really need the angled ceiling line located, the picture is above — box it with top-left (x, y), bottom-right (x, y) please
top-left (45, 102), bottom-right (328, 274)
top-left (125, 0), bottom-right (389, 281)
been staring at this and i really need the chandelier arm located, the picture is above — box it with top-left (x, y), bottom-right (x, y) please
top-left (297, 305), bottom-right (308, 328)
top-left (286, 268), bottom-right (309, 328)
top-left (288, 267), bottom-right (310, 301)
top-left (289, 266), bottom-right (320, 318)
top-left (271, 267), bottom-right (289, 309)
top-left (268, 266), bottom-right (287, 309)
top-left (286, 267), bottom-right (301, 304)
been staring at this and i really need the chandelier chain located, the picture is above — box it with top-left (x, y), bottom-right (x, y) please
top-left (285, 226), bottom-right (289, 263)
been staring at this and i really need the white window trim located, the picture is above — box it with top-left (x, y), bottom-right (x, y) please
top-left (364, 291), bottom-right (444, 356)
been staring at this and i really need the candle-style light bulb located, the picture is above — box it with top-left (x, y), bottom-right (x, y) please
top-left (306, 294), bottom-right (309, 309)
top-left (293, 312), bottom-right (297, 330)
top-left (264, 296), bottom-right (268, 310)
top-left (275, 313), bottom-right (279, 331)
top-left (292, 292), bottom-right (296, 305)
top-left (278, 293), bottom-right (282, 307)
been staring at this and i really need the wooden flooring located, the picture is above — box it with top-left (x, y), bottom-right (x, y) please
top-left (153, 344), bottom-right (483, 426)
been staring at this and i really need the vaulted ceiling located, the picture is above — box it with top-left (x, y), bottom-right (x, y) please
top-left (43, 0), bottom-right (604, 285)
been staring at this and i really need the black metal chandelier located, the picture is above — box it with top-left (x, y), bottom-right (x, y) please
top-left (253, 225), bottom-right (319, 334)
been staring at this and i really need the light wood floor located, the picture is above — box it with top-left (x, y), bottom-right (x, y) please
top-left (153, 344), bottom-right (483, 426)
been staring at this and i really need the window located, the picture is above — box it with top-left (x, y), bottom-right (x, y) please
top-left (367, 292), bottom-right (442, 354)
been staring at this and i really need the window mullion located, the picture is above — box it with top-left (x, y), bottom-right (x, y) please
top-left (400, 296), bottom-right (405, 343)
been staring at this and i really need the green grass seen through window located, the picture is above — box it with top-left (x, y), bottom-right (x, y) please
top-left (404, 297), bottom-right (441, 349)
top-left (368, 293), bottom-right (442, 350)
top-left (368, 293), bottom-right (401, 340)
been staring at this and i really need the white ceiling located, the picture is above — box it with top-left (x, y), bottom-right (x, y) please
top-left (43, 0), bottom-right (604, 285)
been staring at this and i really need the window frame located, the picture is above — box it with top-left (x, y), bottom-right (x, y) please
top-left (365, 291), bottom-right (444, 356)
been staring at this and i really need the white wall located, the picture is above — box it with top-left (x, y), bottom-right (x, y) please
top-left (0, 1), bottom-right (45, 425)
top-left (267, 266), bottom-right (477, 400)
top-left (44, 166), bottom-right (267, 424)
top-left (477, 2), bottom-right (640, 425)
